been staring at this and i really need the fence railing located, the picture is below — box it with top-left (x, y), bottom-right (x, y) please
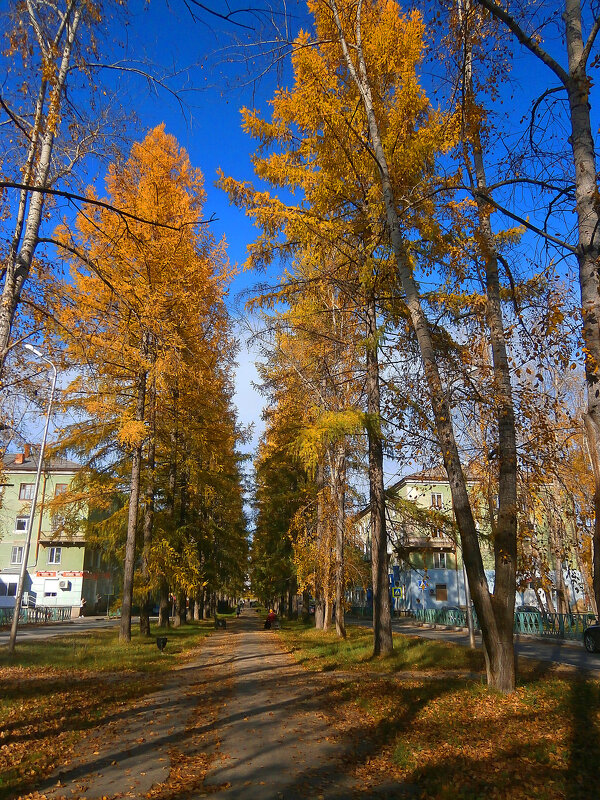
top-left (414, 607), bottom-right (597, 642)
top-left (0, 606), bottom-right (73, 626)
top-left (350, 605), bottom-right (373, 617)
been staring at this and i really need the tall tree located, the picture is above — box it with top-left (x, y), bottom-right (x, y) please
top-left (55, 125), bottom-right (235, 642)
top-left (218, 2), bottom-right (448, 651)
top-left (306, 0), bottom-right (526, 690)
top-left (474, 0), bottom-right (600, 618)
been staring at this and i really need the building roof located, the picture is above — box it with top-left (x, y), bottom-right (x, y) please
top-left (2, 452), bottom-right (80, 473)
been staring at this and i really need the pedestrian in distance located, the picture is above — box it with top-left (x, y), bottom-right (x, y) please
top-left (264, 609), bottom-right (277, 629)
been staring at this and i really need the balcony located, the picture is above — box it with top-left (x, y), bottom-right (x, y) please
top-left (38, 528), bottom-right (86, 544)
top-left (399, 534), bottom-right (454, 551)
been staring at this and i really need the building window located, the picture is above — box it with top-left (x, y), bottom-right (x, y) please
top-left (431, 527), bottom-right (443, 539)
top-left (436, 584), bottom-right (448, 601)
top-left (11, 546), bottom-right (24, 565)
top-left (431, 493), bottom-right (443, 509)
top-left (55, 483), bottom-right (68, 496)
top-left (48, 546), bottom-right (62, 565)
top-left (433, 552), bottom-right (447, 569)
top-left (44, 580), bottom-right (58, 598)
top-left (14, 516), bottom-right (28, 534)
top-left (0, 583), bottom-right (17, 597)
top-left (51, 513), bottom-right (65, 532)
top-left (19, 483), bottom-right (35, 500)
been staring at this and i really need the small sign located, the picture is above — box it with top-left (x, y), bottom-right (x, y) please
top-left (418, 579), bottom-right (428, 591)
top-left (392, 587), bottom-right (404, 598)
top-left (61, 571), bottom-right (84, 578)
top-left (36, 571), bottom-right (57, 577)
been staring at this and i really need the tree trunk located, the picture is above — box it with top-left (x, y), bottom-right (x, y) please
top-left (331, 442), bottom-right (347, 639)
top-left (332, 0), bottom-right (515, 689)
top-left (314, 462), bottom-right (326, 630)
top-left (544, 586), bottom-right (556, 615)
top-left (314, 589), bottom-right (325, 629)
top-left (140, 370), bottom-right (156, 637)
top-left (287, 578), bottom-right (296, 619)
top-left (462, 16), bottom-right (518, 688)
top-left (0, 4), bottom-right (82, 379)
top-left (158, 578), bottom-right (170, 628)
top-left (302, 588), bottom-right (311, 621)
top-left (365, 293), bottom-right (392, 655)
top-left (575, 546), bottom-right (597, 616)
top-left (323, 595), bottom-right (333, 631)
top-left (120, 362), bottom-right (148, 643)
top-left (173, 592), bottom-right (187, 627)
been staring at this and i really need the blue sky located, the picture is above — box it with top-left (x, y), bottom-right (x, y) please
top-left (8, 0), bottom-right (596, 479)
top-left (102, 2), bottom-right (311, 453)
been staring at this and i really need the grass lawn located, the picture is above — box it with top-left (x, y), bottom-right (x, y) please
top-left (279, 620), bottom-right (600, 800)
top-left (0, 621), bottom-right (213, 800)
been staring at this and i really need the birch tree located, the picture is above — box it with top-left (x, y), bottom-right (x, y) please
top-left (474, 0), bottom-right (600, 621)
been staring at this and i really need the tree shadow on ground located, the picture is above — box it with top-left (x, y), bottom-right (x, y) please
top-left (565, 678), bottom-right (600, 800)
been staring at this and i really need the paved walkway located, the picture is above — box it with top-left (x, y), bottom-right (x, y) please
top-left (202, 613), bottom-right (357, 799)
top-left (386, 619), bottom-right (600, 676)
top-left (33, 610), bottom-right (407, 800)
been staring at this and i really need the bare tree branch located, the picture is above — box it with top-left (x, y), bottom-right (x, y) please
top-left (472, 188), bottom-right (578, 252)
top-left (476, 0), bottom-right (569, 85)
top-left (0, 181), bottom-right (216, 230)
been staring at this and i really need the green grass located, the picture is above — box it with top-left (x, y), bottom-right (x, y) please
top-left (278, 619), bottom-right (485, 673)
top-left (0, 620), bottom-right (214, 800)
top-left (278, 620), bottom-right (600, 799)
top-left (0, 619), bottom-right (213, 672)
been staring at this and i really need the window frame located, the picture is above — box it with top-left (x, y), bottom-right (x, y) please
top-left (14, 516), bottom-right (29, 534)
top-left (19, 483), bottom-right (35, 501)
top-left (433, 551), bottom-right (447, 569)
top-left (435, 583), bottom-right (448, 602)
top-left (54, 483), bottom-right (68, 496)
top-left (11, 546), bottom-right (24, 565)
top-left (48, 546), bottom-right (62, 565)
top-left (430, 492), bottom-right (443, 509)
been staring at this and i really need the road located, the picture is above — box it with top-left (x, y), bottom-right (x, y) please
top-left (3, 614), bottom-right (600, 676)
top-left (0, 615), bottom-right (120, 645)
top-left (365, 617), bottom-right (600, 676)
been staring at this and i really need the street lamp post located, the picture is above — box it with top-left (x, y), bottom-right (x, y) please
top-left (8, 344), bottom-right (57, 653)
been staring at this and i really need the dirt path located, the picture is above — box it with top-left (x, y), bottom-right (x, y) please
top-left (202, 611), bottom-right (357, 799)
top-left (28, 610), bottom-right (409, 800)
top-left (34, 631), bottom-right (229, 799)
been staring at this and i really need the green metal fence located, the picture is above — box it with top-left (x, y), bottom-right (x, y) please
top-left (513, 610), bottom-right (597, 640)
top-left (0, 606), bottom-right (73, 626)
top-left (414, 607), bottom-right (597, 642)
top-left (349, 605), bottom-right (373, 617)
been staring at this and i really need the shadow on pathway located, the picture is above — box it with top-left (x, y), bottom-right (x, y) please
top-left (30, 611), bottom-right (418, 800)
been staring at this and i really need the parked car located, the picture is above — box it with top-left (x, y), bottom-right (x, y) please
top-left (583, 622), bottom-right (600, 653)
top-left (515, 604), bottom-right (542, 614)
top-left (515, 604), bottom-right (545, 620)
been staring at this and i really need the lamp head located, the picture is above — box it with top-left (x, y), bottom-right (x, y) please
top-left (23, 343), bottom-right (43, 358)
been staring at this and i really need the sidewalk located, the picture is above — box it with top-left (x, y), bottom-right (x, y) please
top-left (385, 617), bottom-right (600, 675)
top-left (29, 611), bottom-right (407, 800)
